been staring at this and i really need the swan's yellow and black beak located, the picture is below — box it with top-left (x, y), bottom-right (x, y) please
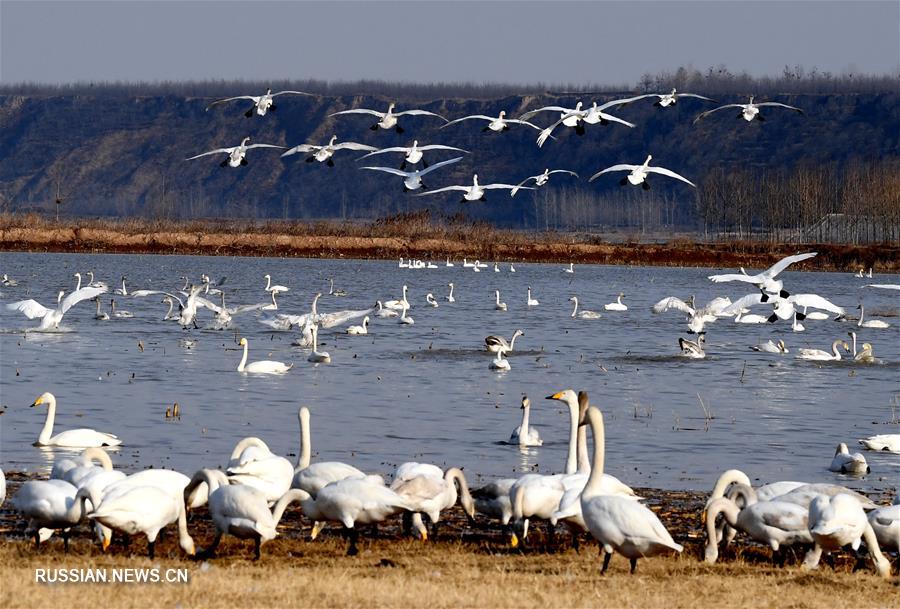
top-left (102, 530), bottom-right (112, 552)
top-left (30, 397), bottom-right (43, 408)
top-left (310, 521), bottom-right (325, 541)
top-left (546, 391), bottom-right (565, 401)
top-left (510, 532), bottom-right (519, 548)
top-left (419, 529), bottom-right (428, 542)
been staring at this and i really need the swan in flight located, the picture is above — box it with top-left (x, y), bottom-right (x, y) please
top-left (679, 334), bottom-right (706, 358)
top-left (589, 155), bottom-right (695, 190)
top-left (859, 435), bottom-right (900, 453)
top-left (527, 287), bottom-right (539, 306)
top-left (186, 136), bottom-right (286, 167)
top-left (7, 285), bottom-right (108, 330)
top-left (694, 96), bottom-right (804, 124)
top-left (307, 325), bottom-right (332, 363)
top-left (803, 494), bottom-right (890, 577)
top-left (237, 337), bottom-right (293, 373)
top-left (441, 110), bottom-right (542, 133)
top-left (360, 156), bottom-right (462, 191)
top-left (569, 296), bottom-right (602, 319)
top-left (723, 291), bottom-right (844, 324)
top-left (857, 304), bottom-right (890, 328)
top-left (622, 89), bottom-right (715, 108)
top-left (490, 350), bottom-right (511, 371)
top-left (281, 135), bottom-right (376, 166)
top-left (485, 329), bottom-right (524, 354)
top-left (31, 392), bottom-right (122, 447)
top-left (828, 443), bottom-right (869, 474)
top-left (708, 252), bottom-right (817, 298)
top-left (417, 174), bottom-right (527, 201)
top-left (358, 140), bottom-right (468, 169)
top-left (425, 293), bottom-right (439, 308)
top-left (263, 274), bottom-right (289, 294)
top-left (346, 316), bottom-right (369, 335)
top-left (751, 339), bottom-right (788, 354)
top-left (329, 102), bottom-right (448, 133)
top-left (580, 406), bottom-right (683, 573)
top-left (509, 396), bottom-right (542, 447)
top-left (652, 295), bottom-right (730, 334)
top-left (533, 100), bottom-right (638, 146)
top-left (604, 293), bottom-right (627, 311)
top-left (205, 88), bottom-right (314, 117)
top-left (446, 283), bottom-right (455, 302)
top-left (797, 339), bottom-right (847, 362)
top-left (494, 290), bottom-right (507, 311)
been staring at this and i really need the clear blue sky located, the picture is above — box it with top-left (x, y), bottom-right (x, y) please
top-left (1, 1), bottom-right (897, 86)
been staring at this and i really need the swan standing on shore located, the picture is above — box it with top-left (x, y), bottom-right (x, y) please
top-left (205, 88), bottom-right (314, 117)
top-left (330, 103), bottom-right (448, 133)
top-left (237, 337), bottom-right (293, 373)
top-left (509, 396), bottom-right (542, 447)
top-left (485, 329), bottom-right (524, 354)
top-left (569, 296), bottom-right (602, 319)
top-left (694, 96), bottom-right (804, 124)
top-left (282, 135), bottom-right (377, 166)
top-left (11, 479), bottom-right (92, 550)
top-left (589, 155), bottom-right (695, 190)
top-left (31, 392), bottom-right (122, 447)
top-left (360, 156), bottom-right (463, 191)
top-left (390, 465), bottom-right (476, 540)
top-left (186, 137), bottom-right (286, 167)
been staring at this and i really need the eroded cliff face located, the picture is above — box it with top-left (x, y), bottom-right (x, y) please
top-left (1, 91), bottom-right (897, 227)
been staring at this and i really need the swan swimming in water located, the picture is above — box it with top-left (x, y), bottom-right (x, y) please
top-left (494, 290), bottom-right (507, 311)
top-left (485, 329), bottom-right (524, 354)
top-left (796, 339), bottom-right (847, 362)
top-left (828, 443), bottom-right (869, 474)
top-left (857, 304), bottom-right (890, 328)
top-left (859, 435), bottom-right (900, 453)
top-left (490, 350), bottom-right (511, 371)
top-left (237, 337), bottom-right (293, 373)
top-left (307, 325), bottom-right (332, 363)
top-left (509, 396), bottom-right (542, 447)
top-left (346, 316), bottom-right (369, 335)
top-left (751, 339), bottom-right (788, 354)
top-left (398, 303), bottom-right (415, 325)
top-left (445, 282), bottom-right (455, 303)
top-left (31, 392), bottom-right (122, 447)
top-left (7, 285), bottom-right (108, 330)
top-left (678, 334), bottom-right (706, 359)
top-left (569, 296), bottom-right (602, 319)
top-left (527, 287), bottom-right (539, 307)
top-left (604, 293), bottom-right (627, 311)
top-left (425, 293), bottom-right (439, 308)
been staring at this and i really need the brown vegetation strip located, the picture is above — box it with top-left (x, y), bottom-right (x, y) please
top-left (1, 213), bottom-right (897, 270)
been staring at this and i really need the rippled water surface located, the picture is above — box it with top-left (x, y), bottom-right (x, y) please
top-left (1, 252), bottom-right (898, 493)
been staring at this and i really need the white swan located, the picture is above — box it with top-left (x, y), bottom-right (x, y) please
top-left (510, 263), bottom-right (516, 273)
top-left (425, 293), bottom-right (439, 308)
top-left (604, 293), bottom-right (627, 311)
top-left (442, 110), bottom-right (542, 134)
top-left (581, 406), bottom-right (683, 573)
top-left (708, 252), bottom-right (817, 298)
top-left (185, 469), bottom-right (308, 559)
top-left (734, 309), bottom-right (768, 324)
top-left (509, 396), bottom-right (542, 447)
top-left (490, 350), bottom-right (510, 371)
top-left (2, 274), bottom-right (18, 286)
top-left (282, 135), bottom-right (376, 166)
top-left (485, 329), bottom-right (524, 354)
top-left (694, 96), bottom-right (804, 124)
top-left (237, 337), bottom-right (293, 373)
top-left (564, 262), bottom-right (574, 273)
top-left (346, 316), bottom-right (369, 335)
top-left (375, 301), bottom-right (398, 318)
top-left (751, 339), bottom-right (788, 354)
top-left (589, 155), bottom-right (695, 190)
top-left (855, 342), bottom-right (875, 363)
top-left (652, 295), bottom-right (731, 334)
top-left (864, 284), bottom-right (900, 290)
top-left (11, 479), bottom-right (93, 549)
top-left (329, 102), bottom-right (448, 133)
top-left (225, 437), bottom-right (295, 504)
top-left (358, 140), bottom-right (468, 169)
top-left (94, 297), bottom-right (109, 320)
top-left (417, 174), bottom-right (527, 201)
top-left (31, 392), bottom-right (122, 447)
top-left (859, 435), bottom-right (900, 453)
top-left (398, 303), bottom-right (415, 325)
top-left (857, 304), bottom-right (890, 328)
top-left (307, 325), bottom-right (332, 363)
top-left (445, 257), bottom-right (454, 267)
top-left (527, 286), bottom-right (539, 306)
top-left (109, 298), bottom-right (133, 318)
top-left (624, 89), bottom-right (715, 108)
top-left (494, 290), bottom-right (507, 311)
top-left (678, 334), bottom-right (706, 359)
top-left (205, 88), bottom-right (314, 117)
top-left (792, 311), bottom-right (805, 332)
top-left (361, 156), bottom-right (462, 191)
top-left (803, 494), bottom-right (890, 577)
top-left (114, 276), bottom-right (128, 295)
top-left (186, 136), bottom-right (286, 167)
top-left (390, 465), bottom-right (475, 539)
top-left (570, 296), bottom-right (602, 319)
top-left (524, 98), bottom-right (639, 147)
top-left (445, 283), bottom-right (455, 303)
top-left (263, 274), bottom-right (289, 294)
top-left (384, 285), bottom-right (410, 310)
top-left (829, 443), bottom-right (869, 474)
top-left (7, 285), bottom-right (108, 330)
top-left (493, 262), bottom-right (500, 272)
top-left (867, 499), bottom-right (900, 553)
top-left (472, 478), bottom-right (516, 525)
top-left (797, 339), bottom-right (847, 362)
top-left (511, 169), bottom-right (578, 197)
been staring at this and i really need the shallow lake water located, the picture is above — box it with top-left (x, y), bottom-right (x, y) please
top-left (0, 252), bottom-right (897, 494)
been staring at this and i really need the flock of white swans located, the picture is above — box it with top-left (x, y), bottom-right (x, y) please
top-left (1, 252), bottom-right (897, 576)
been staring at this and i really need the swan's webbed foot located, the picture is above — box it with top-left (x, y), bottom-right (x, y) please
top-left (147, 540), bottom-right (156, 560)
top-left (600, 550), bottom-right (612, 574)
top-left (395, 125), bottom-right (404, 134)
top-left (240, 158), bottom-right (248, 166)
top-left (345, 528), bottom-right (360, 556)
top-left (326, 158), bottom-right (335, 167)
top-left (254, 538), bottom-right (262, 560)
top-left (642, 180), bottom-right (651, 191)
top-left (629, 558), bottom-right (638, 574)
top-left (269, 104), bottom-right (277, 112)
top-left (369, 124), bottom-right (379, 131)
top-left (575, 124), bottom-right (586, 136)
top-left (244, 109), bottom-right (254, 118)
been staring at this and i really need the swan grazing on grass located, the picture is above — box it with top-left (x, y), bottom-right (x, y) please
top-left (829, 443), bottom-right (869, 474)
top-left (510, 169), bottom-right (578, 197)
top-left (490, 350), bottom-right (511, 371)
top-left (390, 464), bottom-right (475, 539)
top-left (679, 334), bottom-right (706, 358)
top-left (589, 155), bottom-right (695, 190)
top-left (7, 285), bottom-right (108, 330)
top-left (751, 339), bottom-right (788, 354)
top-left (185, 469), bottom-right (309, 560)
top-left (358, 140), bottom-right (468, 169)
top-left (857, 304), bottom-right (890, 328)
top-left (509, 396), bottom-right (542, 447)
top-left (346, 316), bottom-right (369, 335)
top-left (360, 156), bottom-right (463, 191)
top-left (604, 293), bottom-right (628, 311)
top-left (803, 494), bottom-right (890, 577)
top-left (694, 96), bottom-right (804, 124)
top-left (859, 435), bottom-right (900, 453)
top-left (708, 252), bottom-right (817, 298)
top-left (417, 174), bottom-right (526, 201)
top-left (581, 406), bottom-right (683, 574)
top-left (205, 88), bottom-right (314, 117)
top-left (569, 296), bottom-right (602, 319)
top-left (330, 102), bottom-right (447, 133)
top-left (186, 136), bottom-right (286, 167)
top-left (11, 479), bottom-right (92, 550)
top-left (494, 290), bottom-right (507, 311)
top-left (446, 283), bottom-right (455, 303)
top-left (442, 110), bottom-right (542, 133)
top-left (307, 325), bottom-right (332, 363)
top-left (485, 329), bottom-right (524, 354)
top-left (282, 135), bottom-right (376, 166)
top-left (237, 337), bottom-right (293, 373)
top-left (31, 392), bottom-right (122, 448)
top-left (797, 339), bottom-right (847, 362)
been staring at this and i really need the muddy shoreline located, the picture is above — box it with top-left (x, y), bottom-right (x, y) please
top-left (1, 225), bottom-right (897, 271)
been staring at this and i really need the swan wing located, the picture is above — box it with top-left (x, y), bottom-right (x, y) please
top-left (596, 111), bottom-right (636, 128)
top-left (417, 156), bottom-right (464, 175)
top-left (186, 147), bottom-right (235, 160)
top-left (416, 185), bottom-right (469, 196)
top-left (707, 273), bottom-right (761, 284)
top-left (194, 296), bottom-right (224, 314)
top-left (519, 106), bottom-right (570, 120)
top-left (417, 144), bottom-right (469, 153)
top-left (482, 183), bottom-right (521, 190)
top-left (356, 146), bottom-right (409, 160)
top-left (646, 166), bottom-right (696, 187)
top-left (441, 115), bottom-right (494, 127)
top-left (755, 102), bottom-right (804, 113)
top-left (721, 293), bottom-right (764, 315)
top-left (677, 93), bottom-right (716, 101)
top-left (692, 104), bottom-right (744, 124)
top-left (759, 503), bottom-right (809, 531)
top-left (244, 144), bottom-right (287, 151)
top-left (588, 164), bottom-right (639, 182)
top-left (329, 108), bottom-right (384, 118)
top-left (763, 252), bottom-right (817, 279)
top-left (332, 142), bottom-right (378, 152)
top-left (60, 286), bottom-right (108, 314)
top-left (547, 170), bottom-right (579, 178)
top-left (504, 119), bottom-right (543, 130)
top-left (392, 475), bottom-right (445, 504)
top-left (393, 109), bottom-right (448, 121)
top-left (205, 95), bottom-right (258, 110)
top-left (787, 293), bottom-right (844, 315)
top-left (6, 299), bottom-right (51, 319)
top-left (361, 166), bottom-right (412, 177)
top-left (651, 296), bottom-right (694, 315)
top-left (598, 93), bottom-right (657, 108)
top-left (863, 284), bottom-right (900, 290)
top-left (271, 90), bottom-right (316, 97)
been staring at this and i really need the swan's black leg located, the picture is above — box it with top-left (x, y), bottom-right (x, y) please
top-left (326, 158), bottom-right (335, 167)
top-left (369, 124), bottom-right (379, 131)
top-left (346, 528), bottom-right (359, 556)
top-left (619, 177), bottom-right (628, 186)
top-left (642, 180), bottom-right (651, 191)
top-left (148, 540), bottom-right (155, 560)
top-left (601, 550), bottom-right (612, 574)
top-left (269, 104), bottom-right (277, 112)
top-left (401, 512), bottom-right (412, 537)
top-left (240, 158), bottom-right (248, 166)
top-left (220, 159), bottom-right (228, 168)
top-left (254, 537), bottom-right (262, 560)
top-left (395, 125), bottom-right (404, 134)
top-left (546, 521), bottom-right (556, 550)
top-left (630, 558), bottom-right (638, 574)
top-left (244, 108), bottom-right (254, 118)
top-left (575, 124), bottom-right (586, 136)
top-left (198, 532), bottom-right (221, 560)
top-left (430, 520), bottom-right (440, 541)
top-left (63, 530), bottom-right (70, 553)
top-left (33, 530), bottom-right (40, 550)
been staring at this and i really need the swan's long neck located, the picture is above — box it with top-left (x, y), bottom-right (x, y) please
top-left (576, 424), bottom-right (590, 474)
top-left (238, 341), bottom-right (249, 371)
top-left (704, 497), bottom-right (740, 561)
top-left (83, 447), bottom-right (114, 471)
top-left (708, 469), bottom-right (752, 504)
top-left (832, 340), bottom-right (842, 358)
top-left (175, 501), bottom-right (195, 555)
top-left (445, 468), bottom-right (474, 516)
top-left (38, 395), bottom-right (57, 445)
top-left (265, 276), bottom-right (272, 291)
top-left (564, 397), bottom-right (579, 475)
top-left (120, 278), bottom-right (127, 295)
top-left (849, 332), bottom-right (857, 355)
top-left (449, 284), bottom-right (454, 298)
top-left (67, 487), bottom-right (95, 522)
top-left (74, 274), bottom-right (82, 291)
top-left (270, 291), bottom-right (278, 309)
top-left (857, 306), bottom-right (865, 326)
top-left (617, 294), bottom-right (624, 305)
top-left (519, 403), bottom-right (530, 443)
top-left (509, 332), bottom-right (520, 350)
top-left (186, 469), bottom-right (225, 501)
top-left (571, 298), bottom-right (578, 317)
top-left (229, 437), bottom-right (268, 462)
top-left (297, 408), bottom-right (311, 470)
top-left (271, 489), bottom-right (311, 526)
top-left (581, 407), bottom-right (605, 498)
top-left (495, 291), bottom-right (501, 305)
top-left (96, 299), bottom-right (102, 315)
top-left (164, 299), bottom-right (173, 319)
top-left (311, 294), bottom-right (320, 316)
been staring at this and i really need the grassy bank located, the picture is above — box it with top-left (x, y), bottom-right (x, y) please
top-left (1, 213), bottom-right (897, 271)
